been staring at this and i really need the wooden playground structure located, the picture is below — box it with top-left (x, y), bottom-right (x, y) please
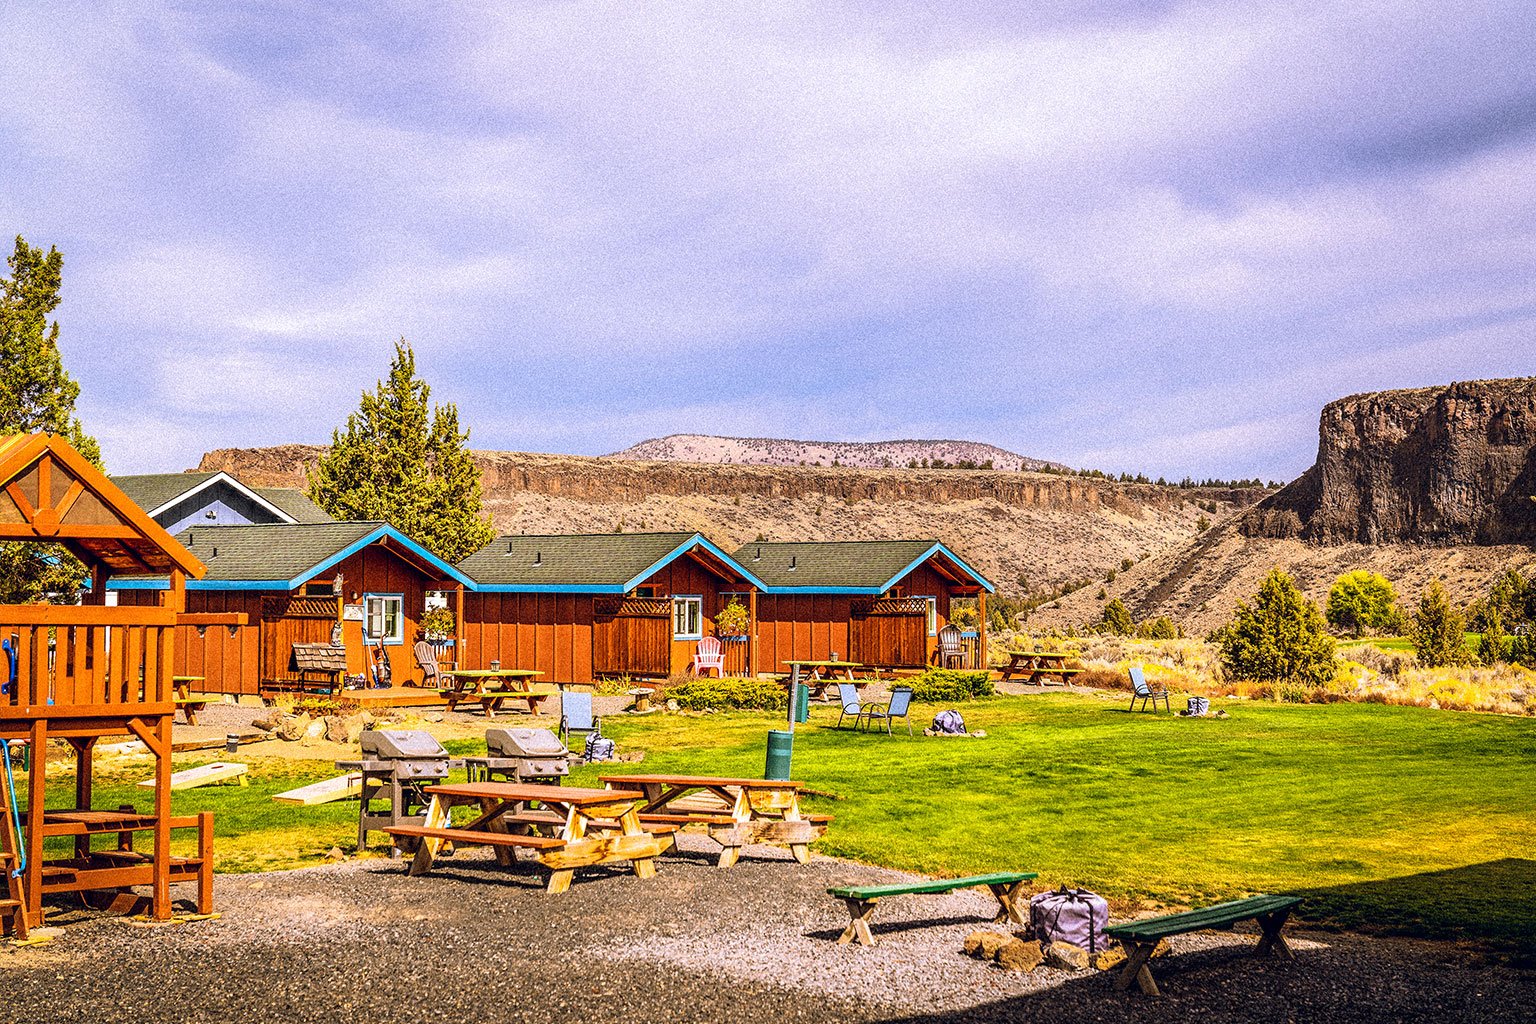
top-left (0, 434), bottom-right (221, 936)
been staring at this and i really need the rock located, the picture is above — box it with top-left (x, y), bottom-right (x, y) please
top-left (301, 718), bottom-right (327, 743)
top-left (1091, 946), bottom-right (1127, 971)
top-left (617, 750), bottom-right (645, 763)
top-left (275, 713), bottom-right (310, 742)
top-left (963, 930), bottom-right (989, 957)
top-left (323, 846), bottom-right (345, 861)
top-left (1241, 377), bottom-right (1536, 545)
top-left (325, 712), bottom-right (369, 745)
top-left (250, 713), bottom-right (281, 733)
top-left (1044, 941), bottom-right (1091, 971)
top-left (322, 716), bottom-right (348, 744)
top-left (665, 699), bottom-right (680, 712)
top-left (422, 712), bottom-right (444, 723)
top-left (995, 939), bottom-right (1045, 972)
top-left (966, 931), bottom-right (1012, 960)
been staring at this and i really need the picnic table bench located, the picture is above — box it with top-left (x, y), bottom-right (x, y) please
top-left (600, 774), bottom-right (831, 867)
top-left (439, 669), bottom-right (552, 718)
top-left (1105, 894), bottom-right (1303, 995)
top-left (999, 650), bottom-right (1083, 685)
top-left (783, 661), bottom-right (879, 701)
top-left (827, 871), bottom-right (1037, 946)
top-left (384, 782), bottom-right (673, 894)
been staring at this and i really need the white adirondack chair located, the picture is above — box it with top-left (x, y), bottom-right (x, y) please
top-left (691, 636), bottom-right (726, 677)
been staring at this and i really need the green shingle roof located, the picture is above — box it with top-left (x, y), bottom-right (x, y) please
top-left (256, 488), bottom-right (333, 524)
top-left (112, 472), bottom-right (219, 513)
top-left (460, 532), bottom-right (730, 589)
top-left (733, 540), bottom-right (972, 590)
top-left (177, 522), bottom-right (385, 582)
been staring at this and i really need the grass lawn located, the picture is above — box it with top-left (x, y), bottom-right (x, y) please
top-left (62, 691), bottom-right (1536, 948)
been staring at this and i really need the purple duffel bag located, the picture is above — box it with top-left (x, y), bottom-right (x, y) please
top-left (1028, 887), bottom-right (1110, 953)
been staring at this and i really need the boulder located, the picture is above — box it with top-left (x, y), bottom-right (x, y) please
top-left (1044, 941), bottom-right (1091, 971)
top-left (996, 939), bottom-right (1045, 973)
top-left (251, 713), bottom-right (282, 733)
top-left (325, 712), bottom-right (369, 745)
top-left (665, 699), bottom-right (680, 712)
top-left (1091, 945), bottom-right (1127, 971)
top-left (275, 713), bottom-right (310, 742)
top-left (301, 718), bottom-right (327, 743)
top-left (965, 931), bottom-right (1013, 960)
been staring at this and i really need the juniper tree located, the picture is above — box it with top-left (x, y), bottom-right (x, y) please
top-left (1212, 569), bottom-right (1337, 685)
top-left (0, 236), bottom-right (101, 602)
top-left (1412, 579), bottom-right (1469, 668)
top-left (308, 341), bottom-right (495, 563)
top-left (1325, 570), bottom-right (1399, 637)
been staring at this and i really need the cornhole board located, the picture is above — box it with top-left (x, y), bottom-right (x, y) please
top-left (138, 762), bottom-right (249, 790)
top-left (273, 773), bottom-right (364, 806)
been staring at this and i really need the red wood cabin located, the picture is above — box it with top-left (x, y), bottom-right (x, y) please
top-left (112, 523), bottom-right (473, 695)
top-left (0, 434), bottom-right (215, 934)
top-left (458, 533), bottom-right (768, 682)
top-left (736, 540), bottom-right (995, 673)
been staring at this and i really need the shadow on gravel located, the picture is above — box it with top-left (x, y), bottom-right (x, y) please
top-left (803, 914), bottom-right (1007, 943)
top-left (1294, 857), bottom-right (1536, 953)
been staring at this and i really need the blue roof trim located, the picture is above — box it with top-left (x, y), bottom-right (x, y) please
top-left (877, 541), bottom-right (995, 594)
top-left (295, 526), bottom-right (476, 590)
top-left (471, 584), bottom-right (627, 594)
top-left (760, 585), bottom-right (884, 595)
top-left (619, 533), bottom-right (770, 593)
top-left (107, 524), bottom-right (474, 593)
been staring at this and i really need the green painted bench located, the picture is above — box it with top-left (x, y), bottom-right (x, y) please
top-left (1105, 894), bottom-right (1303, 995)
top-left (827, 871), bottom-right (1037, 946)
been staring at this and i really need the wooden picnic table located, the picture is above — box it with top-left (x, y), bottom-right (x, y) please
top-left (172, 675), bottom-right (208, 725)
top-left (999, 650), bottom-right (1082, 685)
top-left (599, 774), bottom-right (830, 867)
top-left (440, 669), bottom-right (550, 718)
top-left (385, 782), bottom-right (673, 894)
top-left (784, 660), bottom-right (879, 700)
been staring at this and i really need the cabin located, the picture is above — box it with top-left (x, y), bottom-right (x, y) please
top-left (0, 433), bottom-right (214, 932)
top-left (111, 471), bottom-right (332, 533)
top-left (111, 522), bottom-right (472, 696)
top-left (737, 540), bottom-right (994, 673)
top-left (458, 533), bottom-right (767, 683)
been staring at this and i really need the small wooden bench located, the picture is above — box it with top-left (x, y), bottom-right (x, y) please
top-left (827, 871), bottom-right (1037, 946)
top-left (439, 687), bottom-right (557, 718)
top-left (1105, 894), bottom-right (1303, 996)
top-left (384, 824), bottom-right (565, 852)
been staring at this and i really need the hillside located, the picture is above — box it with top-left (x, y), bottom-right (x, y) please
top-left (195, 445), bottom-right (1265, 595)
top-left (606, 434), bottom-right (1068, 472)
top-left (1035, 378), bottom-right (1536, 633)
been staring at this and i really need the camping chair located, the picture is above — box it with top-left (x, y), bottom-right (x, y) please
top-left (860, 686), bottom-right (914, 737)
top-left (690, 636), bottom-right (726, 678)
top-left (937, 624), bottom-right (966, 668)
top-left (1128, 665), bottom-right (1169, 712)
top-left (560, 690), bottom-right (599, 756)
top-left (413, 640), bottom-right (442, 688)
top-left (835, 682), bottom-right (863, 729)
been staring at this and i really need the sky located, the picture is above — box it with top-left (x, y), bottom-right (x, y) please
top-left (3, 2), bottom-right (1534, 481)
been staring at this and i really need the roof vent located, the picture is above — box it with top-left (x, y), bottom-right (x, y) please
top-left (212, 546), bottom-right (218, 558)
top-left (506, 540), bottom-right (515, 554)
top-left (788, 556), bottom-right (796, 571)
top-left (533, 551), bottom-right (542, 567)
top-left (753, 546), bottom-right (761, 561)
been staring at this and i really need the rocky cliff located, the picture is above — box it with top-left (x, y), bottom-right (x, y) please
top-left (195, 446), bottom-right (1268, 595)
top-left (1242, 377), bottom-right (1536, 546)
top-left (607, 434), bottom-right (1068, 472)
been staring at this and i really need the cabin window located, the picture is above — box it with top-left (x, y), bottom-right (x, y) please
top-left (672, 596), bottom-right (703, 640)
top-left (303, 582), bottom-right (334, 596)
top-left (919, 596), bottom-right (938, 636)
top-left (632, 586), bottom-right (658, 598)
top-left (364, 593), bottom-right (405, 645)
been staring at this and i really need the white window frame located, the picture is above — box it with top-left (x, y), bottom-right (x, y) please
top-left (919, 596), bottom-right (938, 636)
top-left (672, 595), bottom-right (704, 640)
top-left (364, 592), bottom-right (406, 646)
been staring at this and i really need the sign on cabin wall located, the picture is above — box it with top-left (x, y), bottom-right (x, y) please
top-left (342, 603), bottom-right (364, 621)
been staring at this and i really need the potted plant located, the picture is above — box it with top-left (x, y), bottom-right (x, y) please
top-left (714, 598), bottom-right (751, 641)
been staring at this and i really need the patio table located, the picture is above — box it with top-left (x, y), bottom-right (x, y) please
top-left (386, 781), bottom-right (670, 893)
top-left (599, 774), bottom-right (831, 867)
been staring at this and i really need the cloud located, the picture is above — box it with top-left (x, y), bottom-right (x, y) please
top-left (2, 0), bottom-right (1534, 480)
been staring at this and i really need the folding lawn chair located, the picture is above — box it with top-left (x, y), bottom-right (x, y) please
top-left (560, 690), bottom-right (599, 755)
top-left (1128, 665), bottom-right (1169, 712)
top-left (835, 682), bottom-right (863, 730)
top-left (860, 686), bottom-right (914, 737)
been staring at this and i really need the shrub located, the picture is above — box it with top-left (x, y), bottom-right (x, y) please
top-left (1412, 580), bottom-right (1470, 668)
top-left (666, 676), bottom-right (787, 711)
top-left (1136, 616), bottom-right (1181, 640)
top-left (1099, 598), bottom-right (1134, 636)
top-left (713, 598), bottom-right (750, 638)
top-left (904, 668), bottom-right (995, 702)
top-left (420, 607), bottom-right (455, 640)
top-left (1211, 569), bottom-right (1337, 685)
top-left (1325, 571), bottom-right (1398, 638)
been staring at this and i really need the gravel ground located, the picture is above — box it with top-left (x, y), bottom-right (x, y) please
top-left (5, 839), bottom-right (1532, 1024)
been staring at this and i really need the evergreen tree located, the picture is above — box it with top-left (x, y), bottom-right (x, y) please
top-left (308, 341), bottom-right (495, 562)
top-left (1211, 569), bottom-right (1337, 685)
top-left (1476, 609), bottom-right (1507, 667)
top-left (1099, 598), bottom-right (1135, 635)
top-left (0, 236), bottom-right (101, 602)
top-left (1412, 579), bottom-right (1468, 668)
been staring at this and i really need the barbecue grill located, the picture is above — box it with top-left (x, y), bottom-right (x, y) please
top-left (463, 727), bottom-right (569, 785)
top-left (337, 730), bottom-right (452, 852)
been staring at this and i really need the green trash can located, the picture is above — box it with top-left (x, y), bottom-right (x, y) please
top-left (765, 729), bottom-right (794, 781)
top-left (795, 682), bottom-right (810, 724)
